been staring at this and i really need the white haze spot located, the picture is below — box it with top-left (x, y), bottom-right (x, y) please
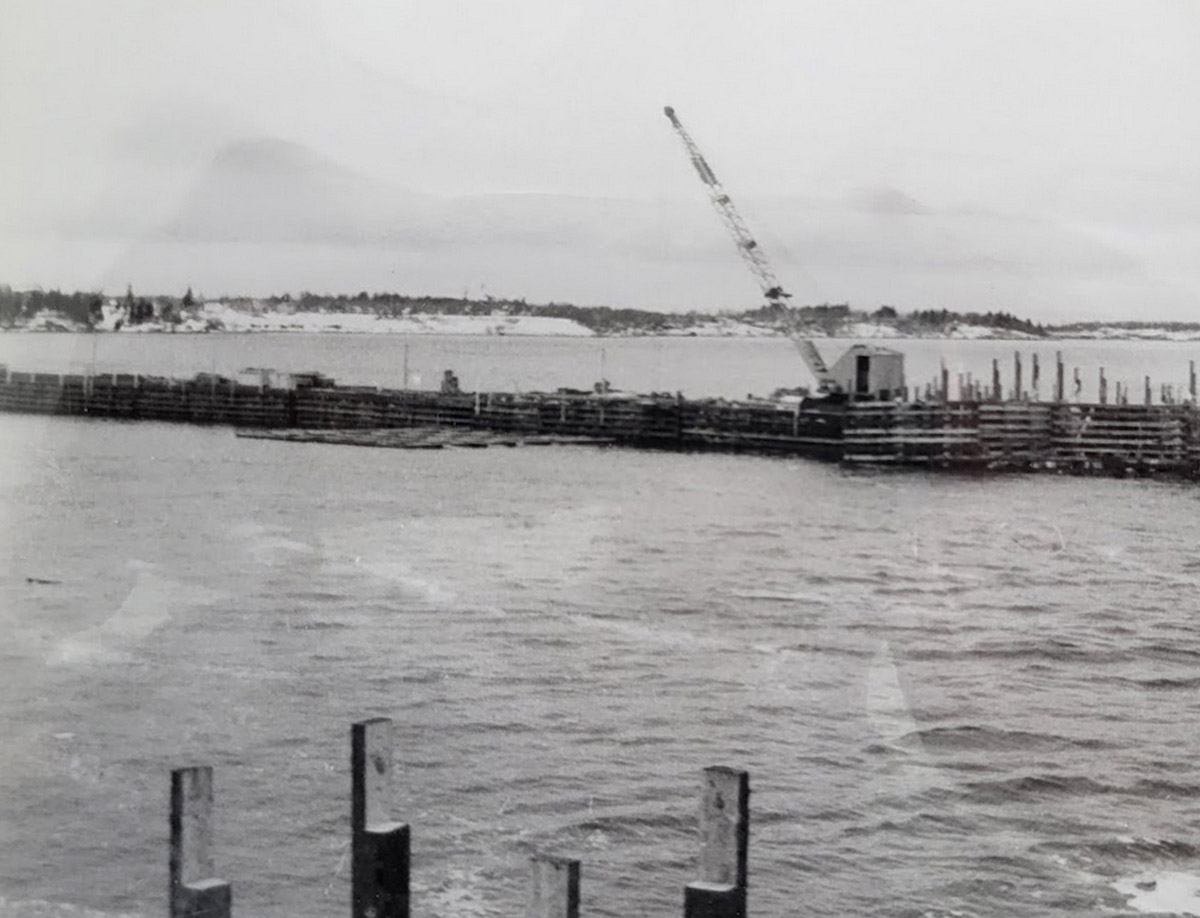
top-left (46, 562), bottom-right (223, 665)
top-left (230, 521), bottom-right (315, 563)
top-left (351, 557), bottom-right (459, 605)
top-left (331, 505), bottom-right (615, 603)
top-left (1116, 872), bottom-right (1200, 915)
top-left (866, 640), bottom-right (925, 754)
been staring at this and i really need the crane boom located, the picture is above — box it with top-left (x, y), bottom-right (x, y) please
top-left (662, 106), bottom-right (790, 305)
top-left (663, 105), bottom-right (837, 391)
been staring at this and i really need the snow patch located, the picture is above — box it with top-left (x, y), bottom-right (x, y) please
top-left (198, 303), bottom-right (593, 336)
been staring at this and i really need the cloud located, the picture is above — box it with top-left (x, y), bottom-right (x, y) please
top-left (851, 187), bottom-right (932, 216)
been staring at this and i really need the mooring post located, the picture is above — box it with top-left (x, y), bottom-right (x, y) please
top-left (1013, 351), bottom-right (1022, 401)
top-left (1031, 353), bottom-right (1040, 400)
top-left (528, 855), bottom-right (580, 918)
top-left (1145, 376), bottom-right (1152, 407)
top-left (352, 718), bottom-right (410, 918)
top-left (1055, 352), bottom-right (1065, 403)
top-left (992, 359), bottom-right (1001, 401)
top-left (1099, 368), bottom-right (1108, 405)
top-left (1191, 360), bottom-right (1197, 403)
top-left (940, 364), bottom-right (949, 403)
top-left (169, 766), bottom-right (231, 918)
top-left (684, 766), bottom-right (749, 918)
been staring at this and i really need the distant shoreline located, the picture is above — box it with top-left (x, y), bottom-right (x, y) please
top-left (6, 300), bottom-right (1200, 342)
top-left (5, 323), bottom-right (1200, 343)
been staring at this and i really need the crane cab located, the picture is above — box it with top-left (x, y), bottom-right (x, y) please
top-left (829, 345), bottom-right (905, 401)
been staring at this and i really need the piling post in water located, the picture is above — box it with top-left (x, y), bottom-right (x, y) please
top-left (1014, 351), bottom-right (1023, 401)
top-left (1073, 368), bottom-right (1082, 401)
top-left (992, 359), bottom-right (1001, 401)
top-left (1055, 351), bottom-right (1065, 402)
top-left (684, 766), bottom-right (749, 918)
top-left (528, 855), bottom-right (580, 918)
top-left (940, 364), bottom-right (949, 402)
top-left (1191, 361), bottom-right (1197, 404)
top-left (169, 766), bottom-right (231, 918)
top-left (1099, 368), bottom-right (1108, 405)
top-left (1031, 353), bottom-right (1040, 400)
top-left (352, 718), bottom-right (410, 918)
top-left (1145, 376), bottom-right (1152, 407)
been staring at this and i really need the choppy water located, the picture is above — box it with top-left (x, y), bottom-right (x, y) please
top-left (3, 335), bottom-right (1200, 917)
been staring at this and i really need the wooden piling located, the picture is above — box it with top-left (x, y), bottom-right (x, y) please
top-left (352, 718), bottom-right (410, 918)
top-left (940, 364), bottom-right (949, 402)
top-left (169, 766), bottom-right (231, 918)
top-left (1055, 351), bottom-right (1064, 402)
top-left (527, 855), bottom-right (580, 918)
top-left (1014, 351), bottom-right (1022, 401)
top-left (1145, 376), bottom-right (1152, 407)
top-left (1099, 368), bottom-right (1107, 405)
top-left (684, 766), bottom-right (749, 918)
top-left (992, 359), bottom-right (1001, 401)
top-left (1191, 360), bottom-right (1197, 403)
top-left (1031, 353), bottom-right (1040, 400)
top-left (1073, 368), bottom-right (1082, 400)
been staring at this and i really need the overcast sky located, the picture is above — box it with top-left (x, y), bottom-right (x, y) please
top-left (2, 0), bottom-right (1198, 320)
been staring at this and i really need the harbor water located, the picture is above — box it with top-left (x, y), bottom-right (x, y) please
top-left (2, 333), bottom-right (1200, 917)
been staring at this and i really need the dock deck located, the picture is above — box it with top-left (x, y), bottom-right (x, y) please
top-left (4, 364), bottom-right (1200, 478)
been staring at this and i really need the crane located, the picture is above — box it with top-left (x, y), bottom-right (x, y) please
top-left (662, 105), bottom-right (836, 392)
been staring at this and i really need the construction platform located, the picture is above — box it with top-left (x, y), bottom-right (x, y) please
top-left (2, 364), bottom-right (1200, 478)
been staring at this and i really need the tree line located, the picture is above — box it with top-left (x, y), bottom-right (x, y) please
top-left (2, 283), bottom-right (1048, 337)
top-left (0, 285), bottom-right (196, 329)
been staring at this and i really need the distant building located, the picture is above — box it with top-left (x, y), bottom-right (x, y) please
top-left (237, 368), bottom-right (335, 389)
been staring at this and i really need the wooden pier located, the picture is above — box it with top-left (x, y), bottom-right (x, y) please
top-left (167, 717), bottom-right (749, 918)
top-left (5, 358), bottom-right (1200, 478)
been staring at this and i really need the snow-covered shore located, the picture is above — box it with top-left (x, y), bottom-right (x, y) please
top-left (196, 303), bottom-right (596, 336)
top-left (8, 302), bottom-right (1199, 341)
top-left (12, 302), bottom-right (597, 337)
